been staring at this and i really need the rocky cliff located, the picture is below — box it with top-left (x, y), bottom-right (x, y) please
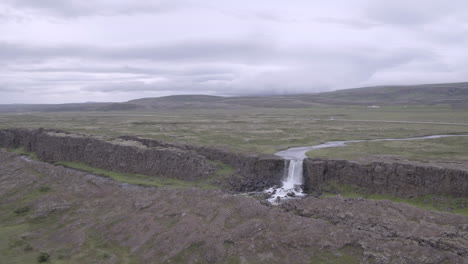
top-left (0, 128), bottom-right (214, 180)
top-left (2, 150), bottom-right (467, 264)
top-left (2, 128), bottom-right (467, 197)
top-left (0, 128), bottom-right (283, 191)
top-left (118, 135), bottom-right (285, 191)
top-left (304, 158), bottom-right (468, 198)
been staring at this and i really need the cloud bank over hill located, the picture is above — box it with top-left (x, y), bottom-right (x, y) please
top-left (1, 0), bottom-right (468, 103)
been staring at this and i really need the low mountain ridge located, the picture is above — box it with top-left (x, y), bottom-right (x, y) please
top-left (1, 82), bottom-right (467, 112)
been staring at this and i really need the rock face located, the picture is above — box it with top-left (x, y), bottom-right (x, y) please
top-left (2, 128), bottom-right (468, 197)
top-left (220, 156), bottom-right (286, 192)
top-left (119, 135), bottom-right (285, 191)
top-left (304, 158), bottom-right (468, 198)
top-left (0, 128), bottom-right (283, 190)
top-left (0, 128), bottom-right (214, 180)
top-left (1, 150), bottom-right (467, 264)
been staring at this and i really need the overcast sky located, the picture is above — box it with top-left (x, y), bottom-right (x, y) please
top-left (1, 0), bottom-right (468, 104)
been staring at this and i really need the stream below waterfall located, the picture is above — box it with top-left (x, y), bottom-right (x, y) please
top-left (265, 134), bottom-right (468, 203)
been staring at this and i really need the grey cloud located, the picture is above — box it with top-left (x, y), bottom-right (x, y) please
top-left (19, 66), bottom-right (160, 75)
top-left (0, 39), bottom-right (429, 70)
top-left (364, 0), bottom-right (468, 26)
top-left (0, 40), bottom-right (276, 64)
top-left (0, 84), bottom-right (21, 92)
top-left (5, 0), bottom-right (186, 17)
top-left (0, 39), bottom-right (437, 99)
top-left (312, 17), bottom-right (379, 29)
top-left (1, 0), bottom-right (468, 103)
top-left (17, 65), bottom-right (237, 77)
top-left (192, 74), bottom-right (236, 83)
top-left (84, 81), bottom-right (165, 93)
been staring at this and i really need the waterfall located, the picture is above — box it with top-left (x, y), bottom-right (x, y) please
top-left (282, 160), bottom-right (303, 190)
top-left (266, 159), bottom-right (305, 203)
top-left (266, 134), bottom-right (468, 204)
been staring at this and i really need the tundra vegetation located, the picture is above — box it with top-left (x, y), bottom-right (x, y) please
top-left (1, 85), bottom-right (468, 263)
top-left (1, 105), bottom-right (467, 158)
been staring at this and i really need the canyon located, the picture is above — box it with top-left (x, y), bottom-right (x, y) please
top-left (1, 128), bottom-right (468, 263)
top-left (1, 128), bottom-right (467, 198)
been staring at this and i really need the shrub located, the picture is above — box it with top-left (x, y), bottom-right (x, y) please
top-left (39, 186), bottom-right (51, 192)
top-left (14, 206), bottom-right (30, 215)
top-left (37, 252), bottom-right (50, 263)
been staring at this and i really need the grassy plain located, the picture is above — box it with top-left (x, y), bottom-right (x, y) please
top-left (1, 105), bottom-right (467, 162)
top-left (0, 103), bottom-right (467, 263)
top-left (309, 136), bottom-right (468, 163)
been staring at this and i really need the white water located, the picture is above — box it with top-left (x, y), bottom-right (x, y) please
top-left (265, 160), bottom-right (306, 202)
top-left (266, 134), bottom-right (468, 204)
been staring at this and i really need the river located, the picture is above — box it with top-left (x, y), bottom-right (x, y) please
top-left (266, 134), bottom-right (468, 203)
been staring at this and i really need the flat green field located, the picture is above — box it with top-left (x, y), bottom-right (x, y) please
top-left (309, 136), bottom-right (468, 163)
top-left (1, 105), bottom-right (468, 163)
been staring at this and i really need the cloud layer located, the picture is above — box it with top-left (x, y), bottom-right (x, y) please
top-left (1, 0), bottom-right (468, 103)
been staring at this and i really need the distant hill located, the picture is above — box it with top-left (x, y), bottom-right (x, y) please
top-left (0, 102), bottom-right (111, 113)
top-left (129, 95), bottom-right (223, 104)
top-left (303, 82), bottom-right (468, 106)
top-left (1, 82), bottom-right (467, 112)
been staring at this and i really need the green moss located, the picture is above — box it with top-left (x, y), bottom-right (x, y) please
top-left (39, 186), bottom-right (51, 193)
top-left (0, 186), bottom-right (51, 224)
top-left (63, 232), bottom-right (139, 264)
top-left (0, 224), bottom-right (39, 264)
top-left (55, 161), bottom-right (218, 190)
top-left (208, 160), bottom-right (235, 178)
top-left (321, 182), bottom-right (468, 217)
top-left (7, 147), bottom-right (40, 160)
top-left (224, 256), bottom-right (243, 264)
top-left (310, 246), bottom-right (362, 264)
top-left (13, 206), bottom-right (30, 215)
top-left (165, 241), bottom-right (205, 264)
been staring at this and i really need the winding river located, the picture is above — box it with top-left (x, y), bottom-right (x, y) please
top-left (266, 134), bottom-right (468, 203)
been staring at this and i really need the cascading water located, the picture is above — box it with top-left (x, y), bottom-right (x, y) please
top-left (265, 134), bottom-right (468, 204)
top-left (265, 159), bottom-right (306, 203)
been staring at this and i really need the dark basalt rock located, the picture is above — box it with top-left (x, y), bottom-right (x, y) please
top-left (0, 128), bottom-right (284, 191)
top-left (2, 128), bottom-right (468, 198)
top-left (303, 158), bottom-right (468, 198)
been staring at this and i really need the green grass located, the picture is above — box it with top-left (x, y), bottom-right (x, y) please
top-left (208, 160), bottom-right (235, 178)
top-left (55, 161), bottom-right (218, 190)
top-left (321, 182), bottom-right (468, 217)
top-left (7, 147), bottom-right (40, 160)
top-left (308, 136), bottom-right (468, 162)
top-left (310, 246), bottom-right (362, 264)
top-left (1, 106), bottom-right (467, 157)
top-left (164, 241), bottom-right (205, 263)
top-left (58, 231), bottom-right (139, 264)
top-left (0, 223), bottom-right (40, 264)
top-left (0, 223), bottom-right (139, 264)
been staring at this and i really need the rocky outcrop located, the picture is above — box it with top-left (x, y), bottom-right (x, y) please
top-left (118, 135), bottom-right (285, 191)
top-left (220, 156), bottom-right (285, 192)
top-left (0, 128), bottom-right (284, 190)
top-left (2, 150), bottom-right (467, 264)
top-left (304, 158), bottom-right (468, 198)
top-left (280, 197), bottom-right (468, 263)
top-left (0, 128), bottom-right (215, 180)
top-left (3, 128), bottom-right (467, 197)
